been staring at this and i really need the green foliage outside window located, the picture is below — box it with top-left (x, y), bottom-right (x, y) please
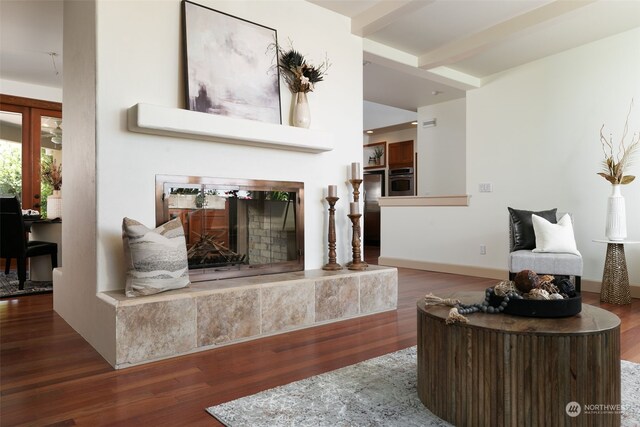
top-left (0, 143), bottom-right (59, 217)
top-left (0, 143), bottom-right (21, 199)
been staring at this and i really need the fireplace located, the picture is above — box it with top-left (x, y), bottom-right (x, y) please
top-left (156, 175), bottom-right (304, 281)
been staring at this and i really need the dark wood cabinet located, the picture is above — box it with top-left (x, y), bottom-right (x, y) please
top-left (388, 140), bottom-right (414, 168)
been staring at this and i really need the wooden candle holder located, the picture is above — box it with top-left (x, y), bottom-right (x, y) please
top-left (348, 213), bottom-right (367, 270)
top-left (323, 196), bottom-right (342, 271)
top-left (349, 179), bottom-right (363, 203)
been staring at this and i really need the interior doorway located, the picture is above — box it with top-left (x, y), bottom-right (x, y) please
top-left (0, 95), bottom-right (62, 215)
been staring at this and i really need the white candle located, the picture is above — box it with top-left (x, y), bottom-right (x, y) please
top-left (328, 185), bottom-right (337, 198)
top-left (350, 202), bottom-right (359, 215)
top-left (351, 162), bottom-right (361, 180)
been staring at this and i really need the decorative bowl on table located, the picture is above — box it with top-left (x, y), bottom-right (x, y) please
top-left (489, 293), bottom-right (582, 318)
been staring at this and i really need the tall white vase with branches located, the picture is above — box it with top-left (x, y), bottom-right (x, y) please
top-left (597, 100), bottom-right (638, 241)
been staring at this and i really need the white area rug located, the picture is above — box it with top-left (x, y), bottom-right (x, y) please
top-left (206, 347), bottom-right (640, 427)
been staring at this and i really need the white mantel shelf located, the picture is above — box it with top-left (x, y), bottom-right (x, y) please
top-left (127, 103), bottom-right (334, 153)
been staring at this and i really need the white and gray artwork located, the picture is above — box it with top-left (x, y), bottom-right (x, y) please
top-left (183, 1), bottom-right (281, 124)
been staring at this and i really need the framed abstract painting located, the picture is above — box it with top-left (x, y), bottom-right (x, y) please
top-left (182, 1), bottom-right (281, 124)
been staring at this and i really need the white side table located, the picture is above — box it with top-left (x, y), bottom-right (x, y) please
top-left (593, 239), bottom-right (638, 305)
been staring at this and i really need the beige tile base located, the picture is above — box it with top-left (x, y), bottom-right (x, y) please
top-left (100, 266), bottom-right (397, 369)
top-left (315, 276), bottom-right (359, 322)
top-left (116, 296), bottom-right (196, 365)
top-left (197, 288), bottom-right (261, 347)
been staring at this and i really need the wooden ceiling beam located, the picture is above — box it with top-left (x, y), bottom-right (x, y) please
top-left (351, 0), bottom-right (434, 37)
top-left (363, 40), bottom-right (481, 90)
top-left (417, 0), bottom-right (597, 70)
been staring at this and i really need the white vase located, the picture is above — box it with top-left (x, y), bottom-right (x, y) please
top-left (47, 189), bottom-right (62, 219)
top-left (605, 184), bottom-right (626, 241)
top-left (293, 92), bottom-right (310, 128)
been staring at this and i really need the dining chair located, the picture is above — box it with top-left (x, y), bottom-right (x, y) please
top-left (0, 196), bottom-right (58, 290)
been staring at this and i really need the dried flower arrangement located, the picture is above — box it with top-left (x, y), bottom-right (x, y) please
top-left (277, 47), bottom-right (330, 94)
top-left (42, 158), bottom-right (62, 190)
top-left (598, 100), bottom-right (639, 185)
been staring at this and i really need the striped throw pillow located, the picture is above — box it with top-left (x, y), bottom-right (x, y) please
top-left (122, 217), bottom-right (190, 297)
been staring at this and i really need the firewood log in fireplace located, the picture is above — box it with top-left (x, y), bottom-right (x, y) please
top-left (187, 232), bottom-right (247, 268)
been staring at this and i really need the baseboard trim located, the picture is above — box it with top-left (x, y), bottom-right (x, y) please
top-left (581, 279), bottom-right (602, 294)
top-left (378, 256), bottom-right (640, 298)
top-left (378, 257), bottom-right (505, 281)
top-left (581, 279), bottom-right (640, 298)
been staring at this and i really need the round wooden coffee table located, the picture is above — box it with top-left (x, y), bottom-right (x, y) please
top-left (417, 292), bottom-right (621, 426)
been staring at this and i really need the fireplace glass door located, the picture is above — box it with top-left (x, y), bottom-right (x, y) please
top-left (156, 175), bottom-right (304, 281)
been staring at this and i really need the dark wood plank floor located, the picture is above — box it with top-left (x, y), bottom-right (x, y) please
top-left (1, 249), bottom-right (638, 426)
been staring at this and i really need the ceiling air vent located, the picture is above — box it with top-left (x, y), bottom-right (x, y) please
top-left (422, 119), bottom-right (437, 128)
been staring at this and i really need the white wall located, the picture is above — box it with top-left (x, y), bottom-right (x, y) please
top-left (0, 79), bottom-right (63, 102)
top-left (363, 100), bottom-right (416, 130)
top-left (93, 1), bottom-right (361, 293)
top-left (416, 98), bottom-right (466, 195)
top-left (56, 0), bottom-right (363, 364)
top-left (365, 127), bottom-right (416, 148)
top-left (381, 27), bottom-right (640, 287)
top-left (56, 0), bottom-right (117, 364)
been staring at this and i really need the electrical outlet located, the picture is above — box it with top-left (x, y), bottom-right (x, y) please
top-left (479, 183), bottom-right (493, 193)
top-left (480, 245), bottom-right (487, 255)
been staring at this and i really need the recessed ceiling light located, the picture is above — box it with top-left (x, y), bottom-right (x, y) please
top-left (411, 121), bottom-right (418, 125)
top-left (366, 130), bottom-right (373, 134)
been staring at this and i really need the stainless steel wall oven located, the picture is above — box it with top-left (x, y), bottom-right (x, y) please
top-left (388, 167), bottom-right (414, 196)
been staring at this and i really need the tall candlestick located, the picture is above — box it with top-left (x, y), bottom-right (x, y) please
top-left (351, 162), bottom-right (361, 180)
top-left (323, 196), bottom-right (342, 271)
top-left (349, 178), bottom-right (363, 203)
top-left (328, 185), bottom-right (337, 198)
top-left (348, 213), bottom-right (366, 271)
top-left (346, 179), bottom-right (367, 269)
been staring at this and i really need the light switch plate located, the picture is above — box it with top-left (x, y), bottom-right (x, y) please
top-left (479, 183), bottom-right (493, 193)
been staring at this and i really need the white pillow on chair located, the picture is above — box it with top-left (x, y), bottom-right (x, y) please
top-left (531, 213), bottom-right (581, 256)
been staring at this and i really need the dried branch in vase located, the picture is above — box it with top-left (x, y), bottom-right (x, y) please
top-left (41, 158), bottom-right (62, 190)
top-left (598, 99), bottom-right (639, 185)
top-left (276, 45), bottom-right (330, 94)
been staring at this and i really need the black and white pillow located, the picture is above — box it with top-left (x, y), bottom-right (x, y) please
top-left (122, 217), bottom-right (190, 297)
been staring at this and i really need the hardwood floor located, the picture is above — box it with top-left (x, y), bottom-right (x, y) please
top-left (1, 249), bottom-right (639, 426)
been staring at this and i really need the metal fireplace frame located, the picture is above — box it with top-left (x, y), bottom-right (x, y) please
top-left (155, 174), bottom-right (304, 281)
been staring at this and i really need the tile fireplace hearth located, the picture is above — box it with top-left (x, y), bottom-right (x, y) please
top-left (99, 266), bottom-right (397, 369)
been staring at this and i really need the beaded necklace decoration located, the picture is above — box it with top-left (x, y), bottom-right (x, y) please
top-left (424, 285), bottom-right (522, 324)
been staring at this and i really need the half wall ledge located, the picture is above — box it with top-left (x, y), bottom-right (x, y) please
top-left (379, 195), bottom-right (470, 207)
top-left (127, 103), bottom-right (334, 153)
top-left (98, 266), bottom-right (397, 369)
